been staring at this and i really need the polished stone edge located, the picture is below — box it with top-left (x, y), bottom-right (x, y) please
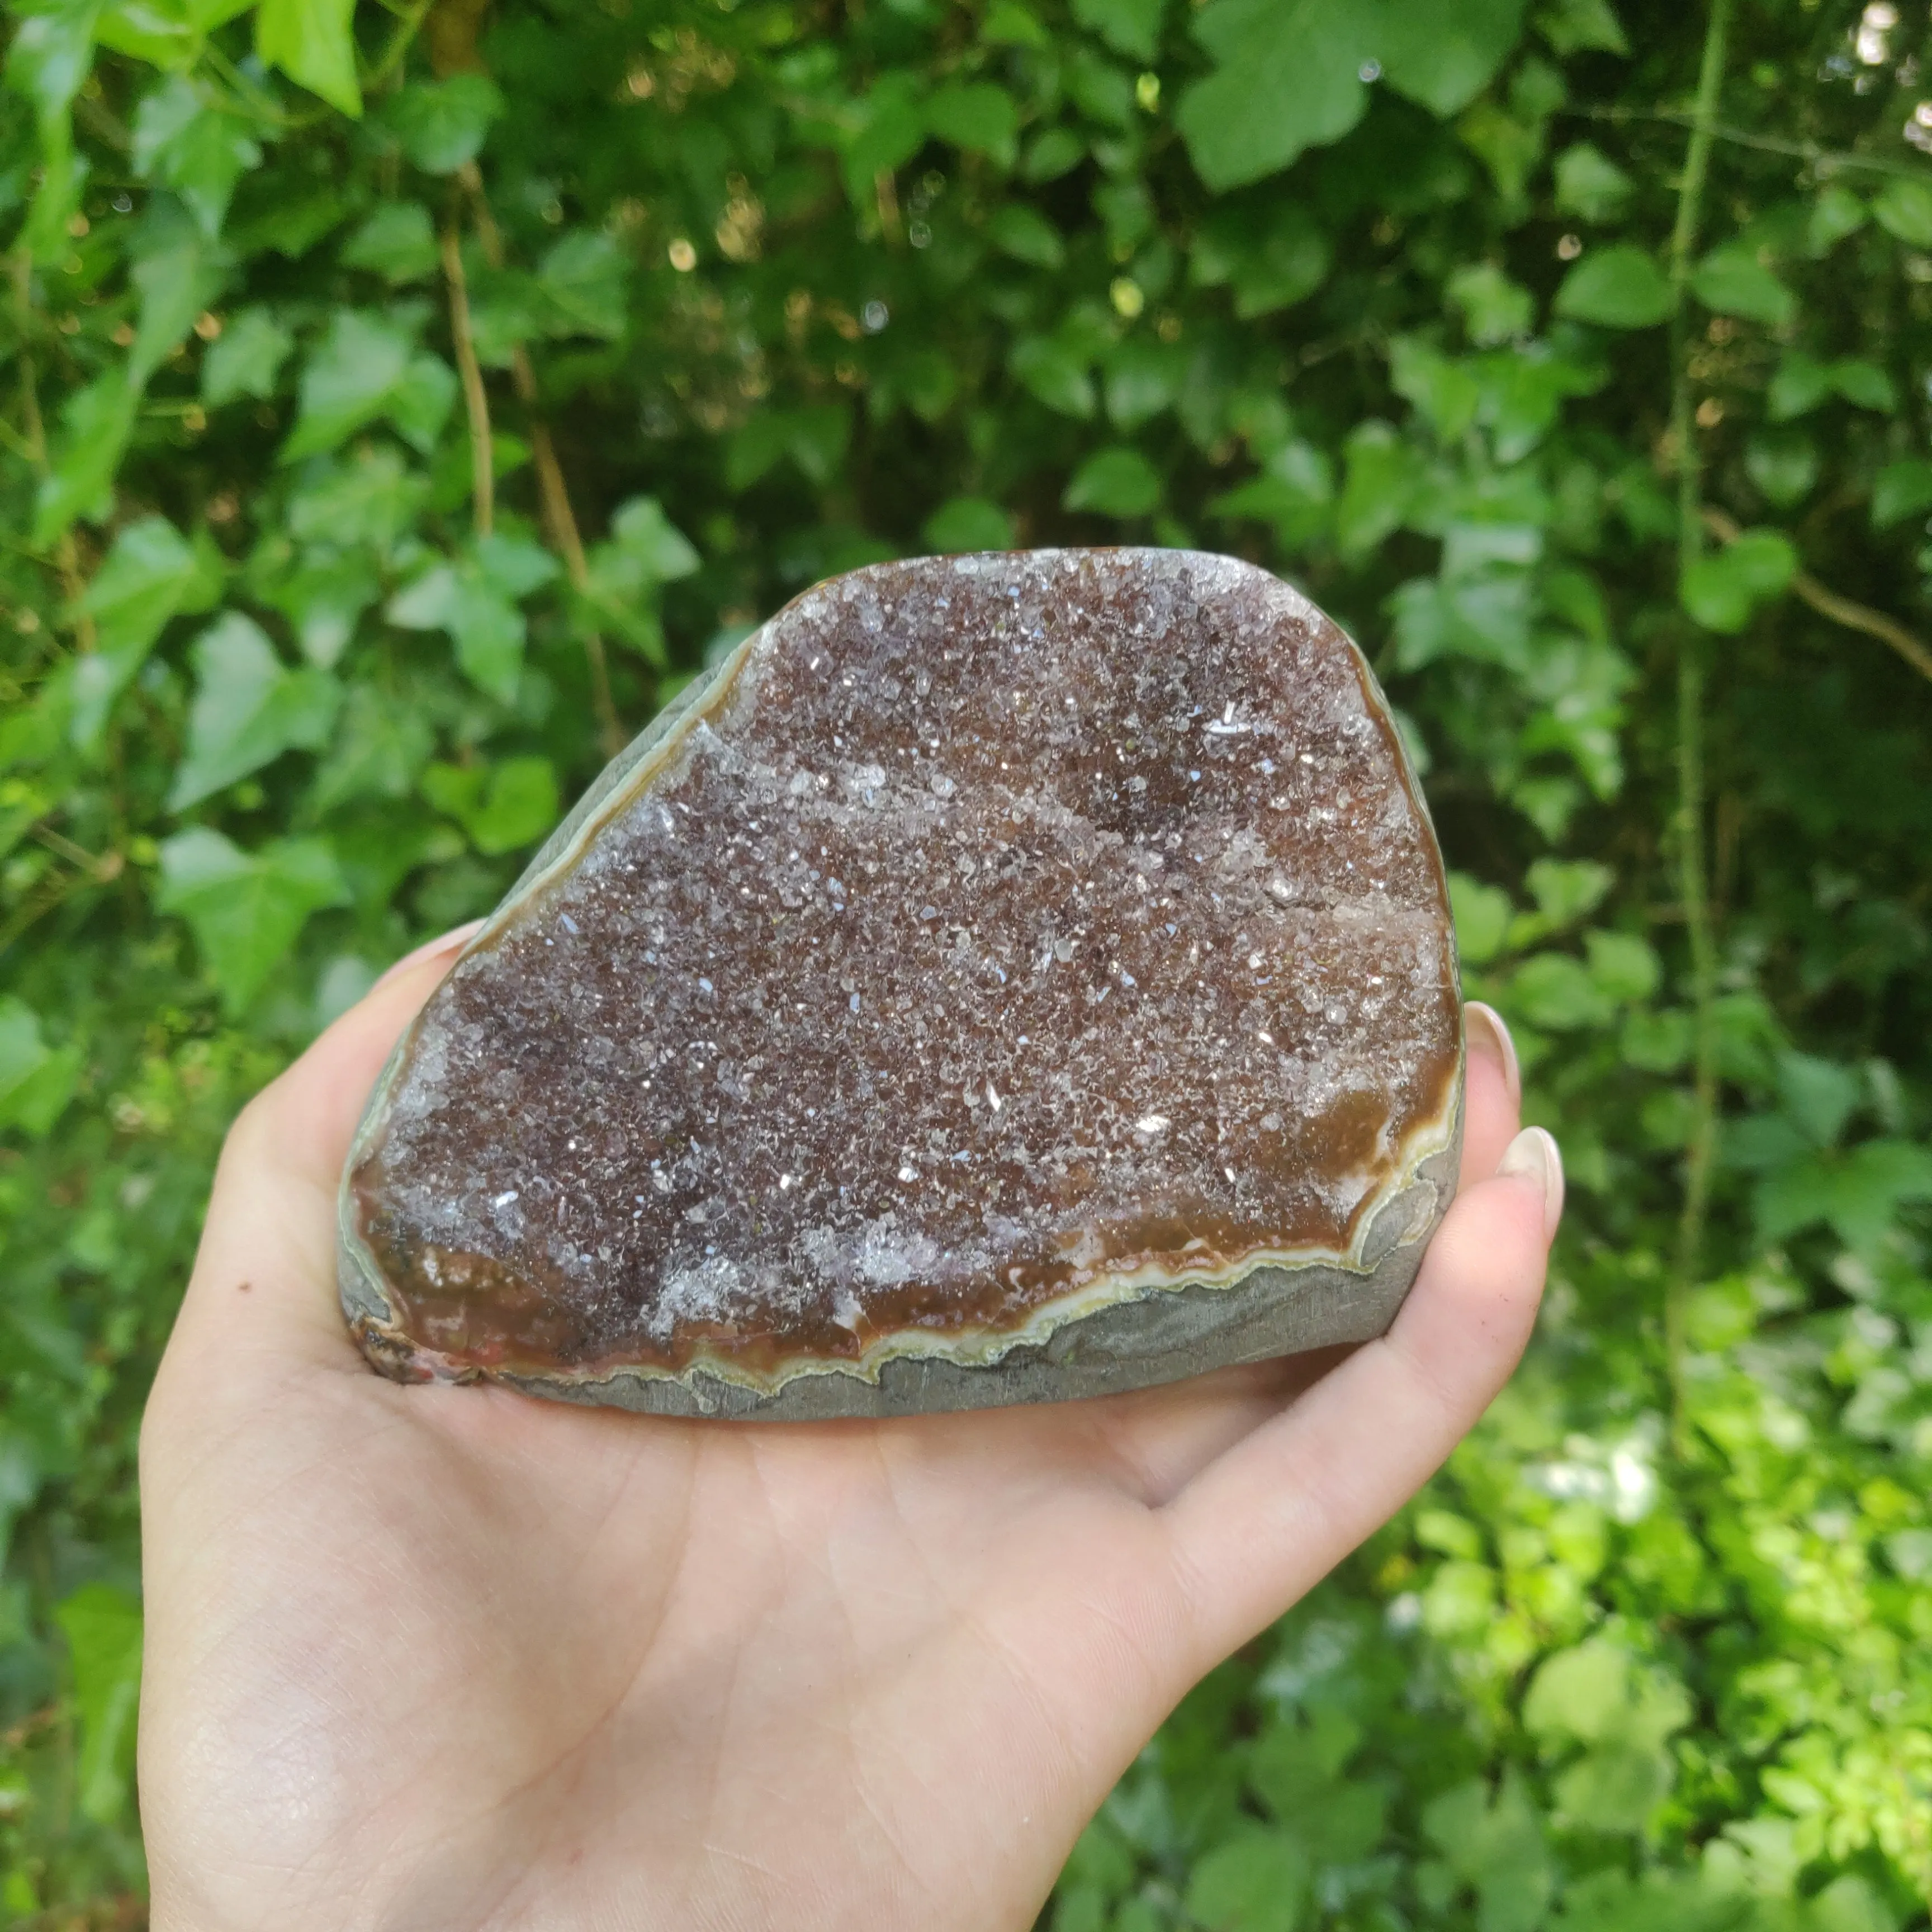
top-left (339, 1083), bottom-right (1462, 1418)
top-left (337, 547), bottom-right (1465, 1419)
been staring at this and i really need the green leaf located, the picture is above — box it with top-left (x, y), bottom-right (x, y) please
top-left (1177, 0), bottom-right (1524, 191)
top-left (840, 73), bottom-right (926, 202)
top-left (1872, 177), bottom-right (1932, 249)
top-left (925, 82), bottom-right (1020, 168)
top-left (1679, 528), bottom-right (1796, 633)
top-left (425, 754), bottom-right (560, 855)
top-left (1448, 872), bottom-right (1513, 964)
top-left (1777, 1050), bottom-right (1863, 1150)
top-left (1690, 242), bottom-right (1796, 328)
top-left (1535, 0), bottom-right (1626, 53)
top-left (341, 202), bottom-right (440, 283)
top-left (203, 304), bottom-right (294, 405)
top-left (1755, 1139), bottom-right (1932, 1256)
top-left (1177, 0), bottom-right (1367, 192)
top-left (1447, 263), bottom-right (1533, 345)
top-left (1072, 0), bottom-right (1163, 60)
top-left (385, 74), bottom-right (503, 173)
top-left (982, 0), bottom-right (1050, 48)
top-left (536, 230), bottom-right (628, 339)
top-left (1192, 202), bottom-right (1330, 318)
top-left (128, 202), bottom-right (229, 382)
top-left (309, 679), bottom-right (433, 810)
top-left (923, 496), bottom-right (1016, 552)
top-left (1334, 420), bottom-right (1412, 560)
top-left (32, 370), bottom-right (138, 547)
top-left (130, 74), bottom-right (259, 237)
top-left (55, 1585), bottom-right (142, 1826)
top-left (1185, 1826), bottom-right (1308, 1932)
top-left (158, 826), bottom-right (349, 1012)
top-left (1872, 457), bottom-right (1932, 530)
top-left (0, 997), bottom-right (83, 1138)
top-left (168, 612), bottom-right (342, 810)
top-left (988, 203), bottom-right (1066, 269)
top-left (1063, 447), bottom-right (1162, 517)
top-left (4, 0), bottom-right (104, 126)
top-left (387, 534), bottom-right (557, 701)
top-left (254, 0), bottom-right (361, 117)
top-left (1808, 182), bottom-right (1867, 254)
top-left (72, 514), bottom-right (224, 747)
top-left (578, 496), bottom-right (699, 658)
top-left (1021, 125), bottom-right (1085, 183)
top-left (281, 311), bottom-right (453, 460)
top-left (96, 0), bottom-right (253, 69)
top-left (260, 545), bottom-right (380, 666)
top-left (1104, 337), bottom-right (1186, 429)
top-left (1552, 142), bottom-right (1631, 222)
top-left (1552, 244), bottom-right (1671, 328)
top-left (1010, 335), bottom-right (1097, 418)
top-left (287, 446), bottom-right (429, 548)
top-left (1743, 428), bottom-right (1817, 508)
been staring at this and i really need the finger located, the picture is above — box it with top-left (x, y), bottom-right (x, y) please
top-left (160, 923), bottom-right (482, 1379)
top-left (1155, 1126), bottom-right (1561, 1675)
top-left (1072, 1011), bottom-right (1523, 1507)
top-left (1461, 1001), bottom-right (1521, 1188)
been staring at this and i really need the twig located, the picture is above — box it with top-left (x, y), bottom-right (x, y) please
top-left (30, 822), bottom-right (122, 879)
top-left (1702, 505), bottom-right (1932, 686)
top-left (457, 162), bottom-right (624, 756)
top-left (1568, 103), bottom-right (1932, 184)
top-left (440, 220), bottom-right (494, 538)
top-left (1665, 0), bottom-right (1733, 1452)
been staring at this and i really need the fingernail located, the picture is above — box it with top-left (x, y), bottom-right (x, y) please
top-left (1465, 1001), bottom-right (1521, 1109)
top-left (1497, 1126), bottom-right (1565, 1242)
top-left (373, 919), bottom-right (487, 992)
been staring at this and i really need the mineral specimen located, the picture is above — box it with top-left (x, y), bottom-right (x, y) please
top-left (339, 549), bottom-right (1464, 1419)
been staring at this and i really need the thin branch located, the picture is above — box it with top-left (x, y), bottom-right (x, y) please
top-left (1569, 102), bottom-right (1931, 183)
top-left (1703, 505), bottom-right (1932, 686)
top-left (440, 220), bottom-right (494, 538)
top-left (1665, 0), bottom-right (1733, 1451)
top-left (457, 161), bottom-right (624, 757)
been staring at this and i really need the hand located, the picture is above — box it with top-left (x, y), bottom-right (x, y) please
top-left (138, 933), bottom-right (1559, 1932)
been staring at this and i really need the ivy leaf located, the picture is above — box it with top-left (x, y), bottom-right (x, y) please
top-left (1071, 0), bottom-right (1163, 60)
top-left (1754, 1139), bottom-right (1932, 1257)
top-left (1552, 142), bottom-right (1631, 222)
top-left (257, 544), bottom-right (380, 666)
top-left (4, 0), bottom-right (103, 127)
top-left (1192, 203), bottom-right (1331, 318)
top-left (32, 370), bottom-right (138, 546)
top-left (923, 496), bottom-right (1015, 552)
top-left (1534, 0), bottom-right (1626, 55)
top-left (1184, 1826), bottom-right (1308, 1932)
top-left (1063, 446), bottom-right (1162, 517)
top-left (309, 679), bottom-right (434, 811)
top-left (577, 497), bottom-right (699, 659)
top-left (254, 0), bottom-right (360, 117)
top-left (158, 825), bottom-right (349, 1012)
top-left (385, 74), bottom-right (503, 174)
top-left (925, 82), bottom-right (1020, 168)
top-left (988, 203), bottom-right (1066, 269)
top-left (1679, 528), bottom-right (1796, 634)
top-left (95, 0), bottom-right (253, 70)
top-left (387, 533), bottom-right (558, 702)
top-left (1334, 420), bottom-right (1412, 560)
top-left (1177, 0), bottom-right (1367, 192)
top-left (130, 73), bottom-right (260, 236)
top-left (1871, 177), bottom-right (1932, 249)
top-left (1178, 0), bottom-right (1524, 191)
top-left (202, 304), bottom-right (293, 405)
top-left (128, 202), bottom-right (229, 382)
top-left (1690, 242), bottom-right (1796, 329)
top-left (340, 202), bottom-right (440, 283)
top-left (840, 73), bottom-right (926, 202)
top-left (1552, 244), bottom-right (1671, 327)
top-left (537, 230), bottom-right (628, 339)
top-left (1446, 263), bottom-right (1533, 344)
top-left (55, 1584), bottom-right (143, 1825)
top-left (168, 612), bottom-right (342, 810)
top-left (282, 311), bottom-right (454, 460)
top-left (0, 996), bottom-right (83, 1137)
top-left (1010, 334), bottom-right (1097, 418)
top-left (71, 514), bottom-right (224, 748)
top-left (1448, 872), bottom-right (1513, 964)
top-left (287, 446), bottom-right (429, 548)
top-left (424, 755), bottom-right (560, 855)
top-left (1872, 457), bottom-right (1932, 530)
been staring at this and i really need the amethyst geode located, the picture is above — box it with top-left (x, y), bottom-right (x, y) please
top-left (339, 550), bottom-right (1464, 1418)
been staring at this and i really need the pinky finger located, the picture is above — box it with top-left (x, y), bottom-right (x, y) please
top-left (1155, 1129), bottom-right (1562, 1678)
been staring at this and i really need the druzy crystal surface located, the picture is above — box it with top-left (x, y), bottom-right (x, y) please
top-left (341, 550), bottom-right (1462, 1415)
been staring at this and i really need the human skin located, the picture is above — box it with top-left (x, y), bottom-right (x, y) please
top-left (138, 930), bottom-right (1559, 1932)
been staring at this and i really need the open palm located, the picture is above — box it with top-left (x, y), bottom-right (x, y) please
top-left (139, 937), bottom-right (1559, 1932)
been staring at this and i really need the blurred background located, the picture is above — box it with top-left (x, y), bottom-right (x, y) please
top-left (3, 0), bottom-right (1932, 1922)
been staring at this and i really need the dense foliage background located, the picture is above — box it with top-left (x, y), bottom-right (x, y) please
top-left (3, 0), bottom-right (1932, 1920)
